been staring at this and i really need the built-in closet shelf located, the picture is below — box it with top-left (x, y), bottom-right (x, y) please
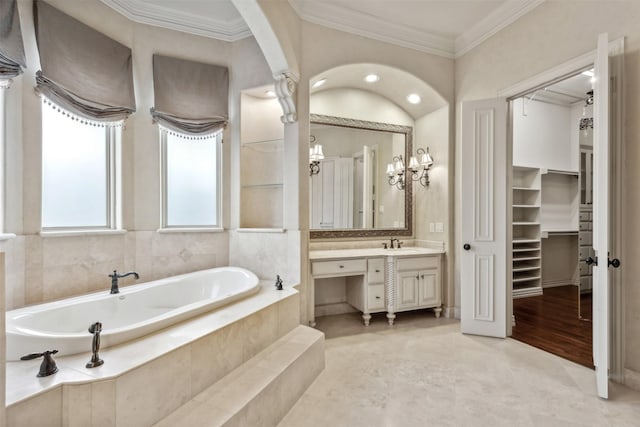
top-left (241, 138), bottom-right (283, 152)
top-left (513, 248), bottom-right (540, 253)
top-left (513, 266), bottom-right (541, 273)
top-left (512, 166), bottom-right (542, 298)
top-left (513, 275), bottom-right (542, 283)
top-left (513, 256), bottom-right (541, 262)
top-left (241, 183), bottom-right (284, 189)
top-left (513, 239), bottom-right (540, 244)
top-left (540, 168), bottom-right (579, 176)
top-left (541, 230), bottom-right (578, 238)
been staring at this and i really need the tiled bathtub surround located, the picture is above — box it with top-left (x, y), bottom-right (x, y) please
top-left (6, 282), bottom-right (301, 426)
top-left (1, 231), bottom-right (230, 310)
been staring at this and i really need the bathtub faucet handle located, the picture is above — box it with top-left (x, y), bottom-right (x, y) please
top-left (20, 350), bottom-right (59, 377)
top-left (108, 270), bottom-right (140, 294)
top-left (86, 321), bottom-right (104, 368)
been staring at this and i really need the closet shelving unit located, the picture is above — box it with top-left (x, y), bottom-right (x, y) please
top-left (512, 166), bottom-right (543, 298)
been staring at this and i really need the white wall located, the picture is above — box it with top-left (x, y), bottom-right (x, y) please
top-left (513, 98), bottom-right (577, 171)
top-left (414, 105), bottom-right (452, 307)
top-left (455, 0), bottom-right (640, 376)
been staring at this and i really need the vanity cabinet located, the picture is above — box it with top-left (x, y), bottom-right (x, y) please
top-left (309, 249), bottom-right (443, 326)
top-left (394, 257), bottom-right (442, 316)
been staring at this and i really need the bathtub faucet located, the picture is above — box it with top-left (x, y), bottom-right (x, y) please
top-left (108, 270), bottom-right (139, 294)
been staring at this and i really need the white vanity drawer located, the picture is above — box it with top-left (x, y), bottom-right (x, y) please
top-left (312, 259), bottom-right (366, 276)
top-left (580, 262), bottom-right (591, 276)
top-left (396, 256), bottom-right (439, 272)
top-left (579, 246), bottom-right (593, 260)
top-left (367, 284), bottom-right (385, 311)
top-left (579, 222), bottom-right (591, 231)
top-left (367, 258), bottom-right (385, 283)
top-left (579, 232), bottom-right (592, 246)
top-left (579, 212), bottom-right (591, 221)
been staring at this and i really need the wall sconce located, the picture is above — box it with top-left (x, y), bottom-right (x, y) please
top-left (386, 155), bottom-right (406, 190)
top-left (309, 135), bottom-right (324, 176)
top-left (408, 147), bottom-right (434, 187)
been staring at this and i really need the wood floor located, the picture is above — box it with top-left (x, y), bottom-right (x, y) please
top-left (512, 285), bottom-right (594, 369)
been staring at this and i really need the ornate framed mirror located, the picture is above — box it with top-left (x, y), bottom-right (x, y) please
top-left (309, 113), bottom-right (413, 239)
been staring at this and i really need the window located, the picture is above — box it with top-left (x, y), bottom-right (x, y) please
top-left (161, 129), bottom-right (221, 228)
top-left (41, 99), bottom-right (120, 229)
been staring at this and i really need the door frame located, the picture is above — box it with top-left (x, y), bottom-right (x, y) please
top-left (497, 37), bottom-right (625, 381)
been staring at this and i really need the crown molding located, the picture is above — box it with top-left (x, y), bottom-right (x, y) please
top-left (101, 0), bottom-right (252, 41)
top-left (455, 0), bottom-right (545, 58)
top-left (289, 0), bottom-right (544, 59)
top-left (288, 0), bottom-right (455, 59)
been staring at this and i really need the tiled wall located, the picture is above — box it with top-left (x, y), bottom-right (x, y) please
top-left (2, 231), bottom-right (230, 310)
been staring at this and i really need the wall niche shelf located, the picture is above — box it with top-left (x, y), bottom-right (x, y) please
top-left (240, 90), bottom-right (284, 229)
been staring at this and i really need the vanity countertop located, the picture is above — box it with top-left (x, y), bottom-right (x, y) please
top-left (309, 246), bottom-right (444, 260)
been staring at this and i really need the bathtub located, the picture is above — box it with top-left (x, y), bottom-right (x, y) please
top-left (6, 267), bottom-right (260, 361)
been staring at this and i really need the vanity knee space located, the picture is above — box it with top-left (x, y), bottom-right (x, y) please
top-left (309, 249), bottom-right (443, 326)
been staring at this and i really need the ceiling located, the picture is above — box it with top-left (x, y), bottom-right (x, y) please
top-left (101, 0), bottom-right (545, 117)
top-left (101, 0), bottom-right (544, 57)
top-left (525, 70), bottom-right (594, 106)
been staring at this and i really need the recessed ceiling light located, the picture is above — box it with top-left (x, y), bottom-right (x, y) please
top-left (407, 93), bottom-right (421, 104)
top-left (265, 90), bottom-right (276, 97)
top-left (312, 78), bottom-right (327, 89)
top-left (364, 74), bottom-right (380, 83)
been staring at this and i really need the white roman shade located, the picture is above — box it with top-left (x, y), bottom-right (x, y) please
top-left (0, 0), bottom-right (26, 79)
top-left (33, 0), bottom-right (136, 122)
top-left (151, 54), bottom-right (229, 136)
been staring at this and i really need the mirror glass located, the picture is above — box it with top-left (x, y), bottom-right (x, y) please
top-left (309, 114), bottom-right (412, 238)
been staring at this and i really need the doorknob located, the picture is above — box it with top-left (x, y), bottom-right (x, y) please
top-left (463, 243), bottom-right (471, 251)
top-left (608, 258), bottom-right (621, 268)
top-left (585, 256), bottom-right (598, 266)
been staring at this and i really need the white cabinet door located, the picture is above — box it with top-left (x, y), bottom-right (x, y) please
top-left (418, 269), bottom-right (440, 307)
top-left (460, 98), bottom-right (509, 337)
top-left (396, 271), bottom-right (419, 310)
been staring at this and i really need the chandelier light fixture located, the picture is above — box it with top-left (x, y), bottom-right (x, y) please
top-left (309, 135), bottom-right (324, 176)
top-left (408, 147), bottom-right (434, 187)
top-left (386, 155), bottom-right (406, 190)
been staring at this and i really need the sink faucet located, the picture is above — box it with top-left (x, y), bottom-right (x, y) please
top-left (390, 238), bottom-right (398, 249)
top-left (108, 270), bottom-right (139, 294)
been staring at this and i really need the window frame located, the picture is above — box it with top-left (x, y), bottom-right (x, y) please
top-left (40, 98), bottom-right (122, 232)
top-left (159, 128), bottom-right (222, 230)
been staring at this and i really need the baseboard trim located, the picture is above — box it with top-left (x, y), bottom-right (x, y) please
top-left (314, 302), bottom-right (357, 317)
top-left (542, 280), bottom-right (576, 289)
top-left (624, 368), bottom-right (640, 392)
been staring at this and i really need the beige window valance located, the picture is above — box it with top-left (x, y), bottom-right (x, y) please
top-left (151, 54), bottom-right (228, 136)
top-left (0, 0), bottom-right (26, 79)
top-left (33, 0), bottom-right (136, 122)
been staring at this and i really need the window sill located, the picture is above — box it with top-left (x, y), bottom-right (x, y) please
top-left (39, 229), bottom-right (127, 238)
top-left (157, 227), bottom-right (225, 234)
top-left (0, 233), bottom-right (16, 241)
top-left (237, 228), bottom-right (287, 234)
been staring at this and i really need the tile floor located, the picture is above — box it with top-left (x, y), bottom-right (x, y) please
top-left (278, 311), bottom-right (640, 427)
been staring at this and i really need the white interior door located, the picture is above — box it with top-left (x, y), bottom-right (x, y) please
top-left (460, 98), bottom-right (509, 337)
top-left (592, 33), bottom-right (610, 399)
